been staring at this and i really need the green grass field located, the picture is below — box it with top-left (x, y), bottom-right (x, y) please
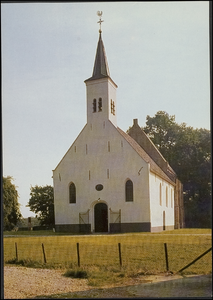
top-left (4, 229), bottom-right (212, 286)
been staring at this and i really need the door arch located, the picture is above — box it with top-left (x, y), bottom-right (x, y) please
top-left (94, 203), bottom-right (108, 232)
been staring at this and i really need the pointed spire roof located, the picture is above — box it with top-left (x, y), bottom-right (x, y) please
top-left (92, 31), bottom-right (110, 78)
top-left (85, 31), bottom-right (117, 87)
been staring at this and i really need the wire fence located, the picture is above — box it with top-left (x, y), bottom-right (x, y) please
top-left (4, 238), bottom-right (212, 274)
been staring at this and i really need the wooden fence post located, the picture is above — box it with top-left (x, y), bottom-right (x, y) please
top-left (77, 243), bottom-right (80, 267)
top-left (118, 243), bottom-right (122, 267)
top-left (15, 242), bottom-right (18, 261)
top-left (42, 243), bottom-right (47, 263)
top-left (177, 247), bottom-right (212, 273)
top-left (164, 243), bottom-right (169, 271)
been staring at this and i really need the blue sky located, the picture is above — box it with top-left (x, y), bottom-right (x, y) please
top-left (2, 2), bottom-right (210, 218)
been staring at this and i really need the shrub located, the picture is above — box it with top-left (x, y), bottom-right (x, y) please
top-left (64, 268), bottom-right (88, 279)
top-left (6, 258), bottom-right (43, 268)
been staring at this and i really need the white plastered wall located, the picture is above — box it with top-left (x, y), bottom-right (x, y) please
top-left (149, 172), bottom-right (175, 230)
top-left (86, 78), bottom-right (117, 127)
top-left (53, 120), bottom-right (151, 231)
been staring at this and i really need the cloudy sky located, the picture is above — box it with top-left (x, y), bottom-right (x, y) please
top-left (2, 2), bottom-right (210, 218)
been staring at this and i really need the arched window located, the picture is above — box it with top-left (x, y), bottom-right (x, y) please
top-left (112, 101), bottom-right (115, 115)
top-left (98, 98), bottom-right (102, 111)
top-left (111, 99), bottom-right (115, 115)
top-left (125, 180), bottom-right (133, 202)
top-left (159, 183), bottom-right (162, 206)
top-left (93, 99), bottom-right (96, 112)
top-left (69, 182), bottom-right (76, 203)
top-left (111, 99), bottom-right (113, 113)
top-left (171, 189), bottom-right (173, 208)
top-left (166, 187), bottom-right (168, 207)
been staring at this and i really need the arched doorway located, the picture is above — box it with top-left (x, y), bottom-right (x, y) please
top-left (94, 203), bottom-right (108, 232)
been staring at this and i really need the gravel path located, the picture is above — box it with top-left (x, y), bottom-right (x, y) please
top-left (4, 266), bottom-right (92, 299)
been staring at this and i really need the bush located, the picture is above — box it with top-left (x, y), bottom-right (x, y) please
top-left (6, 258), bottom-right (44, 268)
top-left (64, 268), bottom-right (88, 279)
top-left (5, 258), bottom-right (60, 269)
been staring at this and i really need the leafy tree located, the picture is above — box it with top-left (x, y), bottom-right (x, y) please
top-left (141, 111), bottom-right (211, 228)
top-left (174, 126), bottom-right (211, 227)
top-left (142, 111), bottom-right (180, 161)
top-left (27, 185), bottom-right (55, 226)
top-left (3, 176), bottom-right (22, 230)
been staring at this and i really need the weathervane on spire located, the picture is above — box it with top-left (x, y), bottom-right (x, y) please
top-left (97, 11), bottom-right (104, 33)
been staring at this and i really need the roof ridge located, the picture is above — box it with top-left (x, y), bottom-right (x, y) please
top-left (128, 121), bottom-right (176, 176)
top-left (138, 126), bottom-right (176, 174)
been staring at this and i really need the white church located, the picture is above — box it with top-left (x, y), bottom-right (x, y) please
top-left (53, 19), bottom-right (184, 233)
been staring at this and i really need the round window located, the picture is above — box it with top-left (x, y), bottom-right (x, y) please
top-left (95, 184), bottom-right (103, 191)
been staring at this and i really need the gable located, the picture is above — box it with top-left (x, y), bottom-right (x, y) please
top-left (53, 118), bottom-right (175, 186)
top-left (53, 124), bottom-right (87, 171)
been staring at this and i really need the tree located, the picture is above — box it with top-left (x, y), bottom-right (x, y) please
top-left (3, 176), bottom-right (22, 230)
top-left (143, 111), bottom-right (179, 161)
top-left (139, 111), bottom-right (211, 228)
top-left (27, 185), bottom-right (55, 226)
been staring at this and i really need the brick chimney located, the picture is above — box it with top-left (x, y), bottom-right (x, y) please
top-left (133, 119), bottom-right (138, 126)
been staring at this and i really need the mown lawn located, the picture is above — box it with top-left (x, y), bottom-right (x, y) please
top-left (4, 229), bottom-right (211, 277)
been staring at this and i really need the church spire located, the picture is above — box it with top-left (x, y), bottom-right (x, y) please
top-left (84, 12), bottom-right (118, 128)
top-left (91, 31), bottom-right (110, 79)
top-left (85, 11), bottom-right (113, 83)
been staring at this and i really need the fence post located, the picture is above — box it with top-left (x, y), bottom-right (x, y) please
top-left (77, 243), bottom-right (80, 267)
top-left (118, 243), bottom-right (122, 267)
top-left (42, 243), bottom-right (47, 263)
top-left (15, 242), bottom-right (18, 261)
top-left (177, 247), bottom-right (212, 273)
top-left (164, 243), bottom-right (169, 271)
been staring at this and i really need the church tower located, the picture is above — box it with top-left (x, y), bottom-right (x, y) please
top-left (84, 13), bottom-right (118, 128)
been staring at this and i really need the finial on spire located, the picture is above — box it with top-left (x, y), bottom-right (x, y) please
top-left (97, 11), bottom-right (104, 33)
